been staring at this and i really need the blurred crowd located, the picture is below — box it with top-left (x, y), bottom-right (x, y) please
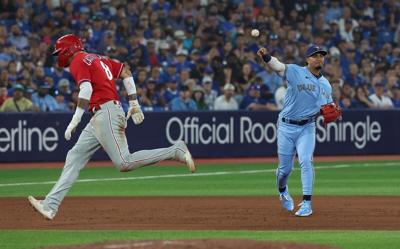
top-left (0, 0), bottom-right (399, 113)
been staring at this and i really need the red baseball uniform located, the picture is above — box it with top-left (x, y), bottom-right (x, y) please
top-left (69, 51), bottom-right (124, 111)
top-left (28, 34), bottom-right (195, 220)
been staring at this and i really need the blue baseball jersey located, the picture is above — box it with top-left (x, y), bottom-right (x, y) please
top-left (279, 64), bottom-right (332, 120)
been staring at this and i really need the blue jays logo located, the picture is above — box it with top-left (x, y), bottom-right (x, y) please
top-left (321, 88), bottom-right (330, 99)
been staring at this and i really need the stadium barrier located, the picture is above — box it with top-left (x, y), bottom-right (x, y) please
top-left (1, 110), bottom-right (399, 162)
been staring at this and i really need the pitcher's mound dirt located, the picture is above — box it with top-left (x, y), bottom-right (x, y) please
top-left (43, 239), bottom-right (338, 249)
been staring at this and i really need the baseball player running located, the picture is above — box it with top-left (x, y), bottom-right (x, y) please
top-left (28, 34), bottom-right (196, 220)
top-left (256, 44), bottom-right (341, 217)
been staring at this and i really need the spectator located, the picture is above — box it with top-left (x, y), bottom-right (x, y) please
top-left (340, 96), bottom-right (352, 109)
top-left (237, 63), bottom-right (255, 92)
top-left (140, 79), bottom-right (166, 111)
top-left (340, 19), bottom-right (356, 42)
top-left (24, 88), bottom-right (38, 112)
top-left (0, 84), bottom-right (8, 106)
top-left (325, 0), bottom-right (342, 24)
top-left (350, 86), bottom-right (374, 109)
top-left (256, 65), bottom-right (283, 94)
top-left (0, 84), bottom-right (33, 112)
top-left (8, 25), bottom-right (28, 50)
top-left (6, 61), bottom-right (20, 85)
top-left (214, 83), bottom-right (239, 111)
top-left (240, 84), bottom-right (277, 110)
top-left (338, 7), bottom-right (359, 39)
top-left (191, 85), bottom-right (208, 110)
top-left (369, 82), bottom-right (394, 109)
top-left (163, 77), bottom-right (179, 103)
top-left (202, 77), bottom-right (218, 110)
top-left (46, 62), bottom-right (72, 88)
top-left (119, 87), bottom-right (129, 113)
top-left (0, 1), bottom-right (398, 111)
top-left (386, 76), bottom-right (399, 98)
top-left (31, 83), bottom-right (58, 112)
top-left (345, 63), bottom-right (363, 86)
top-left (341, 83), bottom-right (354, 99)
top-left (134, 68), bottom-right (149, 88)
top-left (169, 85), bottom-right (197, 111)
top-left (69, 89), bottom-right (79, 111)
top-left (57, 79), bottom-right (72, 101)
top-left (54, 91), bottom-right (71, 112)
top-left (392, 86), bottom-right (400, 108)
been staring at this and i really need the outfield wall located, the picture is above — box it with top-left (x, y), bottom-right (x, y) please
top-left (1, 110), bottom-right (399, 162)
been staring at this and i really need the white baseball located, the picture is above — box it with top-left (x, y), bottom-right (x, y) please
top-left (251, 29), bottom-right (260, 37)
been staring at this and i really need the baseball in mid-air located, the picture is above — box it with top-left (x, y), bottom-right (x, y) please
top-left (251, 29), bottom-right (260, 37)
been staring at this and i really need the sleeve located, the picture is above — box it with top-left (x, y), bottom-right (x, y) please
top-left (70, 59), bottom-right (92, 86)
top-left (107, 58), bottom-right (124, 79)
top-left (327, 88), bottom-right (333, 103)
top-left (325, 82), bottom-right (333, 104)
top-left (283, 64), bottom-right (295, 85)
top-left (319, 83), bottom-right (333, 106)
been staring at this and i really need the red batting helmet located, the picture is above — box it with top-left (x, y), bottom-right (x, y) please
top-left (52, 34), bottom-right (84, 67)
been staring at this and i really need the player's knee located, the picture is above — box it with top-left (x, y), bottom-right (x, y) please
top-left (112, 158), bottom-right (130, 172)
top-left (277, 167), bottom-right (290, 177)
top-left (277, 159), bottom-right (294, 176)
top-left (64, 147), bottom-right (79, 163)
top-left (299, 157), bottom-right (313, 169)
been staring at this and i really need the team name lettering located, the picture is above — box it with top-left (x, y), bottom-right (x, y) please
top-left (297, 84), bottom-right (316, 92)
top-left (83, 54), bottom-right (102, 65)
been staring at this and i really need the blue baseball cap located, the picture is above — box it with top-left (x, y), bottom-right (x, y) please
top-left (249, 84), bottom-right (261, 91)
top-left (306, 44), bottom-right (328, 57)
top-left (13, 84), bottom-right (25, 91)
top-left (168, 75), bottom-right (178, 83)
top-left (39, 83), bottom-right (51, 89)
top-left (269, 34), bottom-right (278, 40)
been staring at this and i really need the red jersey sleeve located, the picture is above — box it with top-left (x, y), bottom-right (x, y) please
top-left (106, 58), bottom-right (124, 79)
top-left (70, 57), bottom-right (92, 86)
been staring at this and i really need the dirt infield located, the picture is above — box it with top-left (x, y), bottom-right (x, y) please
top-left (1, 196), bottom-right (400, 230)
top-left (2, 155), bottom-right (400, 169)
top-left (43, 239), bottom-right (338, 249)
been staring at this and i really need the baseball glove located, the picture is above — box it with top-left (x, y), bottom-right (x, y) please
top-left (320, 103), bottom-right (342, 124)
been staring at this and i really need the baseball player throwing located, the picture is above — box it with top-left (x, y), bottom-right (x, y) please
top-left (256, 44), bottom-right (341, 217)
top-left (28, 34), bottom-right (196, 220)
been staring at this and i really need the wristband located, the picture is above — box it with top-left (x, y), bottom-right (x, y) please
top-left (129, 99), bottom-right (140, 107)
top-left (262, 54), bottom-right (272, 63)
top-left (123, 77), bottom-right (137, 95)
top-left (70, 107), bottom-right (84, 126)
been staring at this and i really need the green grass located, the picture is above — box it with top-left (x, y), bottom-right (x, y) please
top-left (1, 160), bottom-right (400, 249)
top-left (1, 230), bottom-right (400, 249)
top-left (0, 161), bottom-right (399, 197)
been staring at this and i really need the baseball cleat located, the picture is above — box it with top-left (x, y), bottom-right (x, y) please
top-left (28, 196), bottom-right (56, 220)
top-left (184, 149), bottom-right (196, 173)
top-left (295, 200), bottom-right (313, 217)
top-left (175, 140), bottom-right (196, 173)
top-left (279, 187), bottom-right (294, 212)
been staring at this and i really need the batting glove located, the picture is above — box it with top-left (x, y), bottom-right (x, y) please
top-left (127, 99), bottom-right (144, 125)
top-left (64, 122), bottom-right (77, 141)
top-left (65, 107), bottom-right (84, 140)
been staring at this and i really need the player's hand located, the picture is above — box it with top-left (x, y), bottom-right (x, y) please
top-left (256, 47), bottom-right (268, 58)
top-left (127, 99), bottom-right (145, 125)
top-left (64, 123), bottom-right (77, 141)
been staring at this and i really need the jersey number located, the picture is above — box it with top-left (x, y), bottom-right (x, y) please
top-left (100, 61), bottom-right (113, 80)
